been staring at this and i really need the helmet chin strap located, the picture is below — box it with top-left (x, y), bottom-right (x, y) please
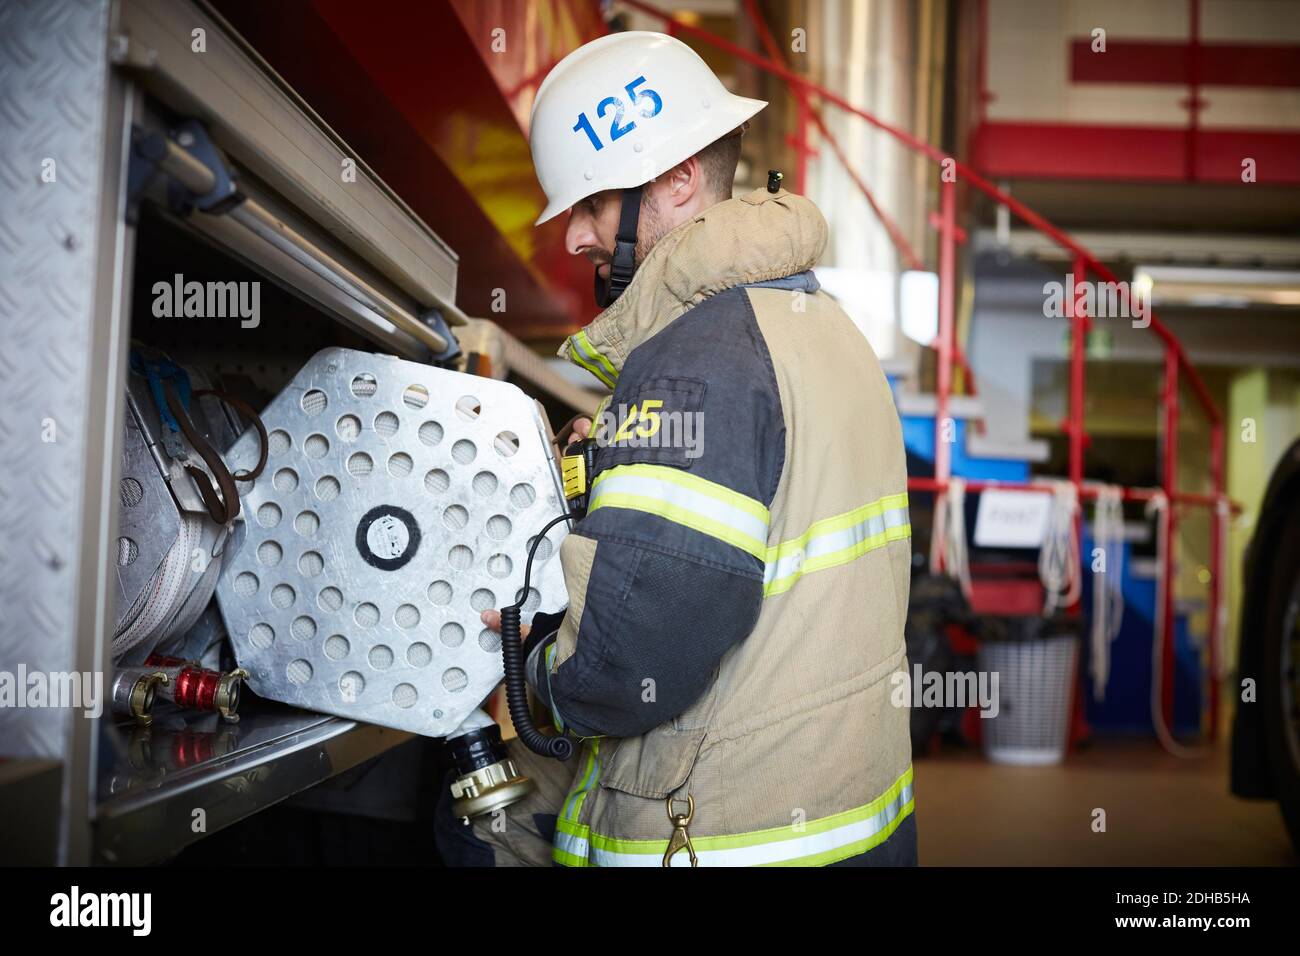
top-left (594, 186), bottom-right (642, 308)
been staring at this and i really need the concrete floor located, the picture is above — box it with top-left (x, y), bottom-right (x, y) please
top-left (913, 736), bottom-right (1298, 866)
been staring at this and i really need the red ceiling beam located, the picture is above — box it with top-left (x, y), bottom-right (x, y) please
top-left (1070, 40), bottom-right (1300, 88)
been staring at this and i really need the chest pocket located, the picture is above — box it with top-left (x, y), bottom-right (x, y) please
top-left (596, 376), bottom-right (707, 471)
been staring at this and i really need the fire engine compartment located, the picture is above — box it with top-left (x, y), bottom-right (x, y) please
top-left (4, 0), bottom-right (594, 865)
top-left (96, 208), bottom-right (414, 865)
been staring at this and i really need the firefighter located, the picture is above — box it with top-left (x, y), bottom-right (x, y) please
top-left (436, 30), bottom-right (915, 867)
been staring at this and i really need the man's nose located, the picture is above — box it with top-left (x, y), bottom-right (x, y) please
top-left (565, 212), bottom-right (594, 257)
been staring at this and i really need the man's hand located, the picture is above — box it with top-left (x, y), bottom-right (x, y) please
top-left (480, 608), bottom-right (528, 640)
top-left (552, 415), bottom-right (593, 459)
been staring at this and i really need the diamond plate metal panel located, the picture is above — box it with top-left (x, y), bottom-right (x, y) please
top-left (215, 348), bottom-right (570, 737)
top-left (0, 0), bottom-right (116, 762)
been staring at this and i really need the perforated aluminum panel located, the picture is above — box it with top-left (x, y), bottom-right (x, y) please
top-left (215, 348), bottom-right (569, 737)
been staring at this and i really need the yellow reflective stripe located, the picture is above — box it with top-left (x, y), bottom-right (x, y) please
top-left (553, 817), bottom-right (593, 867)
top-left (589, 464), bottom-right (770, 560)
top-left (560, 743), bottom-right (598, 821)
top-left (592, 464), bottom-right (770, 521)
top-left (554, 765), bottom-right (915, 867)
top-left (767, 493), bottom-right (909, 561)
top-left (567, 330), bottom-right (618, 389)
top-left (585, 472), bottom-right (908, 583)
top-left (552, 741), bottom-right (601, 867)
top-left (763, 493), bottom-right (911, 597)
top-left (592, 492), bottom-right (768, 560)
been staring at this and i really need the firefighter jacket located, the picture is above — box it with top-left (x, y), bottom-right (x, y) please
top-left (527, 186), bottom-right (915, 866)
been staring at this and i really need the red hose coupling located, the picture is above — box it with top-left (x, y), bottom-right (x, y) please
top-left (145, 655), bottom-right (249, 721)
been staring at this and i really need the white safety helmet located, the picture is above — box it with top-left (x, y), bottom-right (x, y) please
top-left (529, 31), bottom-right (766, 305)
top-left (530, 30), bottom-right (767, 224)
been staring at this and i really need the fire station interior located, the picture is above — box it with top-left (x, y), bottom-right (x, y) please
top-left (2, 0), bottom-right (1299, 877)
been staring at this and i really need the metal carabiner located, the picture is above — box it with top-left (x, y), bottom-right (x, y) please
top-left (662, 793), bottom-right (698, 867)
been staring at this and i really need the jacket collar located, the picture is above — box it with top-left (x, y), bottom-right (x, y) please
top-left (559, 186), bottom-right (829, 388)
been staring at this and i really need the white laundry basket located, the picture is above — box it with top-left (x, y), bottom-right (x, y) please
top-left (977, 623), bottom-right (1079, 766)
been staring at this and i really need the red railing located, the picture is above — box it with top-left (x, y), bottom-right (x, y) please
top-left (622, 0), bottom-right (1230, 741)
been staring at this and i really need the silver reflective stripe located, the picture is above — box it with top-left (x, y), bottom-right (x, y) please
top-left (764, 548), bottom-right (801, 587)
top-left (592, 472), bottom-right (768, 542)
top-left (553, 827), bottom-right (590, 860)
top-left (588, 465), bottom-right (770, 559)
top-left (763, 500), bottom-right (911, 593)
top-left (567, 331), bottom-right (618, 388)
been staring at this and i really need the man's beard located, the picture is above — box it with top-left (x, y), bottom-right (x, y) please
top-left (633, 191), bottom-right (668, 264)
top-left (589, 191), bottom-right (669, 272)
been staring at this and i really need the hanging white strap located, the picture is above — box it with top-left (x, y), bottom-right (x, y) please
top-left (1088, 484), bottom-right (1125, 701)
top-left (930, 478), bottom-right (972, 599)
top-left (1039, 480), bottom-right (1080, 616)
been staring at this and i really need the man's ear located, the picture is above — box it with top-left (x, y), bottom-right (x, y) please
top-left (665, 156), bottom-right (703, 208)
